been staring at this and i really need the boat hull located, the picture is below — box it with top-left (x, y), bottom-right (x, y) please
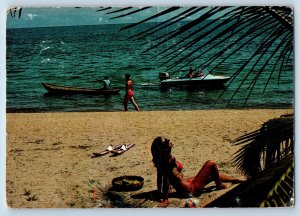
top-left (160, 74), bottom-right (230, 89)
top-left (42, 83), bottom-right (120, 95)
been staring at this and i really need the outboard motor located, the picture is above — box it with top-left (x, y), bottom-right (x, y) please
top-left (159, 72), bottom-right (170, 81)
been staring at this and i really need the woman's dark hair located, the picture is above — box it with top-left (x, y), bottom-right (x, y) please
top-left (151, 137), bottom-right (162, 168)
top-left (151, 137), bottom-right (173, 173)
top-left (125, 74), bottom-right (131, 80)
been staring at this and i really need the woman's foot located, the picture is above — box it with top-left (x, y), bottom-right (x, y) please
top-left (159, 200), bottom-right (170, 207)
top-left (231, 179), bottom-right (245, 184)
top-left (217, 182), bottom-right (232, 190)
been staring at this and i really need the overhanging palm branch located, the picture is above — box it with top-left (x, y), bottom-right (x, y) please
top-left (8, 7), bottom-right (22, 19)
top-left (260, 161), bottom-right (294, 207)
top-left (99, 6), bottom-right (152, 19)
top-left (204, 154), bottom-right (294, 207)
top-left (101, 6), bottom-right (293, 107)
top-left (212, 114), bottom-right (295, 207)
top-left (232, 114), bottom-right (294, 178)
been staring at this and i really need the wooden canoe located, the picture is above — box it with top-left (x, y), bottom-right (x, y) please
top-left (41, 83), bottom-right (120, 95)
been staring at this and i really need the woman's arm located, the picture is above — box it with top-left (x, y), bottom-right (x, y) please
top-left (159, 175), bottom-right (170, 207)
top-left (157, 171), bottom-right (162, 193)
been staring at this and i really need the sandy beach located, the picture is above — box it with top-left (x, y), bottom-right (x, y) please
top-left (6, 109), bottom-right (293, 208)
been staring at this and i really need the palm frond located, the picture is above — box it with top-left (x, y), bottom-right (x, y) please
top-left (109, 7), bottom-right (152, 20)
top-left (8, 7), bottom-right (22, 19)
top-left (260, 164), bottom-right (294, 207)
top-left (119, 7), bottom-right (181, 31)
top-left (264, 6), bottom-right (293, 30)
top-left (162, 8), bottom-right (262, 70)
top-left (105, 7), bottom-right (133, 14)
top-left (204, 154), bottom-right (294, 207)
top-left (207, 17), bottom-right (276, 76)
top-left (232, 114), bottom-right (294, 178)
top-left (133, 6), bottom-right (202, 40)
top-left (263, 37), bottom-right (292, 93)
top-left (96, 7), bottom-right (112, 12)
top-left (109, 6), bottom-right (293, 106)
top-left (141, 7), bottom-right (229, 54)
top-left (215, 22), bottom-right (284, 105)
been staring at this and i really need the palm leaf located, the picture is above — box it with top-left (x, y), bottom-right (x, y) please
top-left (217, 27), bottom-right (291, 106)
top-left (263, 36), bottom-right (292, 93)
top-left (205, 17), bottom-right (276, 75)
top-left (119, 7), bottom-right (181, 31)
top-left (232, 114), bottom-right (293, 177)
top-left (162, 8), bottom-right (263, 71)
top-left (96, 7), bottom-right (112, 12)
top-left (105, 7), bottom-right (133, 14)
top-left (141, 7), bottom-right (229, 54)
top-left (133, 6), bottom-right (202, 40)
top-left (109, 7), bottom-right (152, 20)
top-left (264, 7), bottom-right (293, 30)
top-left (9, 7), bottom-right (22, 19)
top-left (108, 6), bottom-right (293, 106)
top-left (204, 154), bottom-right (294, 207)
top-left (9, 9), bottom-right (14, 19)
top-left (18, 8), bottom-right (22, 19)
top-left (260, 164), bottom-right (294, 207)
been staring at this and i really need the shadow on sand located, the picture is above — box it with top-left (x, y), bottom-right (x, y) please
top-left (103, 185), bottom-right (218, 208)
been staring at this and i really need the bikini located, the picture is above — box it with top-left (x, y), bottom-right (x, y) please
top-left (176, 160), bottom-right (183, 171)
top-left (175, 158), bottom-right (203, 196)
top-left (171, 159), bottom-right (194, 197)
top-left (126, 80), bottom-right (134, 98)
top-left (128, 90), bottom-right (134, 97)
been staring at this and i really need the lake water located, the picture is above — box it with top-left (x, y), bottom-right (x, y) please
top-left (6, 23), bottom-right (294, 112)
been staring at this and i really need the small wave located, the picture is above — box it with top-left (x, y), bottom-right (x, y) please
top-left (41, 58), bottom-right (51, 63)
top-left (40, 46), bottom-right (51, 54)
top-left (41, 40), bottom-right (52, 44)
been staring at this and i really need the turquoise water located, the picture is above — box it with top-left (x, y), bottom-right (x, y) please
top-left (6, 23), bottom-right (294, 112)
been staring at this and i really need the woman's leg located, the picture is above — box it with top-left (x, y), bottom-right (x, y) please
top-left (130, 97), bottom-right (140, 111)
top-left (219, 173), bottom-right (244, 184)
top-left (123, 96), bottom-right (128, 111)
top-left (191, 160), bottom-right (237, 194)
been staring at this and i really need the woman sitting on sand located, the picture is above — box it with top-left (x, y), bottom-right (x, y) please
top-left (151, 137), bottom-right (244, 207)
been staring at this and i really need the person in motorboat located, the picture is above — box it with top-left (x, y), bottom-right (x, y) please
top-left (194, 69), bottom-right (205, 78)
top-left (123, 73), bottom-right (140, 111)
top-left (151, 137), bottom-right (244, 207)
top-left (186, 67), bottom-right (195, 78)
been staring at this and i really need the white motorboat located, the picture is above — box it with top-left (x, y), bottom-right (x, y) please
top-left (159, 72), bottom-right (230, 89)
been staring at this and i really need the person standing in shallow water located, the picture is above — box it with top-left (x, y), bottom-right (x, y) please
top-left (101, 76), bottom-right (111, 89)
top-left (123, 74), bottom-right (140, 111)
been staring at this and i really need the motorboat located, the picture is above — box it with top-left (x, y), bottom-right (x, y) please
top-left (159, 72), bottom-right (230, 89)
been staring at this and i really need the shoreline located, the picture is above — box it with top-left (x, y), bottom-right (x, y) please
top-left (6, 106), bottom-right (294, 113)
top-left (6, 109), bottom-right (293, 208)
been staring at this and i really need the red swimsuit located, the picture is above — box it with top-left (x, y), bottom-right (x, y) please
top-left (126, 80), bottom-right (134, 98)
top-left (176, 160), bottom-right (184, 171)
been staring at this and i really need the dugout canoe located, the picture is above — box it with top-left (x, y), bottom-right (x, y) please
top-left (41, 83), bottom-right (120, 95)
